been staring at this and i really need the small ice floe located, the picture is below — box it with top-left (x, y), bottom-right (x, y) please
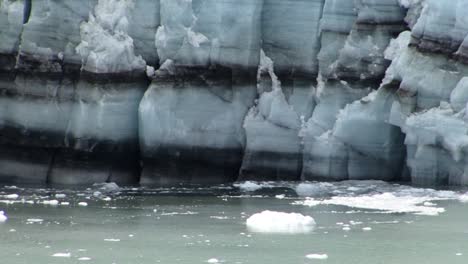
top-left (4, 194), bottom-right (19, 199)
top-left (78, 202), bottom-right (88, 207)
top-left (234, 181), bottom-right (264, 192)
top-left (104, 238), bottom-right (120, 242)
top-left (210, 216), bottom-right (229, 220)
top-left (0, 211), bottom-right (7, 222)
top-left (275, 194), bottom-right (286, 199)
top-left (362, 227), bottom-right (372, 231)
top-left (93, 182), bottom-right (121, 193)
top-left (78, 257), bottom-right (92, 261)
top-left (246, 210), bottom-right (315, 234)
top-left (27, 218), bottom-right (44, 223)
top-left (55, 194), bottom-right (66, 199)
top-left (206, 258), bottom-right (220, 263)
top-left (60, 202), bottom-right (70, 206)
top-left (9, 229), bottom-right (16, 232)
top-left (161, 211), bottom-right (198, 216)
top-left (456, 253), bottom-right (463, 256)
top-left (52, 252), bottom-right (71, 258)
top-left (43, 200), bottom-right (59, 206)
top-left (306, 254), bottom-right (328, 260)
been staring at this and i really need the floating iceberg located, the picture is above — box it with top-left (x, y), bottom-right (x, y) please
top-left (246, 210), bottom-right (316, 234)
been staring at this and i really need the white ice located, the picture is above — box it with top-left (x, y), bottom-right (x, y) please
top-left (0, 211), bottom-right (7, 222)
top-left (246, 210), bottom-right (316, 234)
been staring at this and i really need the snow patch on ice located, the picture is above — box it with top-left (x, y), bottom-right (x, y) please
top-left (246, 210), bottom-right (316, 234)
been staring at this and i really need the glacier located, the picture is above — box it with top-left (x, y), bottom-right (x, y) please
top-left (1, 0), bottom-right (468, 186)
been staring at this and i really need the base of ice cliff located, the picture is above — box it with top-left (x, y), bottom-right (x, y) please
top-left (1, 0), bottom-right (468, 186)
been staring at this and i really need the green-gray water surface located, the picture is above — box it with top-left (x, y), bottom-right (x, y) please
top-left (1, 181), bottom-right (468, 264)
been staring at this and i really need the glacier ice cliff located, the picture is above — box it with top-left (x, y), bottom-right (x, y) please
top-left (1, 0), bottom-right (468, 186)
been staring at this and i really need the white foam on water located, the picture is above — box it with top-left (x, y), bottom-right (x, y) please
top-left (362, 227), bottom-right (372, 231)
top-left (78, 257), bottom-right (92, 261)
top-left (207, 258), bottom-right (220, 263)
top-left (52, 253), bottom-right (71, 258)
top-left (246, 210), bottom-right (316, 234)
top-left (306, 254), bottom-right (328, 260)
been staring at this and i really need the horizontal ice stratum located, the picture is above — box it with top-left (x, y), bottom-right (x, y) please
top-left (2, 0), bottom-right (468, 186)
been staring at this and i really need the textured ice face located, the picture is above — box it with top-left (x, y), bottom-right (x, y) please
top-left (156, 0), bottom-right (262, 69)
top-left (3, 0), bottom-right (468, 186)
top-left (0, 0), bottom-right (25, 54)
top-left (76, 0), bottom-right (146, 73)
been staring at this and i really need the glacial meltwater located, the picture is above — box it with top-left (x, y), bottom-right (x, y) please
top-left (1, 181), bottom-right (468, 264)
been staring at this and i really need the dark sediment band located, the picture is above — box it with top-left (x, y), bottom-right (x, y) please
top-left (0, 53), bottom-right (17, 72)
top-left (140, 145), bottom-right (244, 186)
top-left (239, 150), bottom-right (302, 181)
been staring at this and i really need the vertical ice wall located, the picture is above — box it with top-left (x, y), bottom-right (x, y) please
top-left (239, 0), bottom-right (322, 181)
top-left (0, 0), bottom-right (159, 184)
top-left (301, 0), bottom-right (407, 181)
top-left (386, 0), bottom-right (468, 185)
top-left (2, 0), bottom-right (468, 186)
top-left (139, 0), bottom-right (262, 185)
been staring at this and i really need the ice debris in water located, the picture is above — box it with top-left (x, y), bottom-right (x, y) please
top-left (306, 254), bottom-right (328, 260)
top-left (235, 181), bottom-right (268, 192)
top-left (246, 210), bottom-right (315, 234)
top-left (78, 202), bottom-right (88, 207)
top-left (0, 211), bottom-right (7, 222)
top-left (52, 253), bottom-right (71, 258)
top-left (206, 258), bottom-right (220, 263)
top-left (292, 181), bottom-right (468, 216)
top-left (296, 193), bottom-right (445, 216)
top-left (4, 194), bottom-right (19, 199)
top-left (92, 182), bottom-right (121, 193)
